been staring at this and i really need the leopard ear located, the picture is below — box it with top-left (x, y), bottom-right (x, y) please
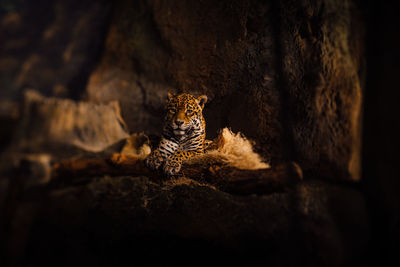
top-left (167, 92), bottom-right (174, 101)
top-left (196, 95), bottom-right (207, 109)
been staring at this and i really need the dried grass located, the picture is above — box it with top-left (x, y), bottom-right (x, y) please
top-left (192, 128), bottom-right (270, 170)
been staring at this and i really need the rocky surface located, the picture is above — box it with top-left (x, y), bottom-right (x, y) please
top-left (11, 90), bottom-right (129, 156)
top-left (0, 0), bottom-right (111, 100)
top-left (1, 174), bottom-right (368, 267)
top-left (276, 0), bottom-right (364, 181)
top-left (84, 0), bottom-right (364, 181)
top-left (0, 0), bottom-right (364, 180)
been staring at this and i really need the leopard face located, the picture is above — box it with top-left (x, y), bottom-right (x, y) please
top-left (164, 93), bottom-right (207, 141)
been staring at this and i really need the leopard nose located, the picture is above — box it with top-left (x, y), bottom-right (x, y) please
top-left (175, 120), bottom-right (184, 126)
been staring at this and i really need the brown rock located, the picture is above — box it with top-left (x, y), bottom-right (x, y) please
top-left (276, 0), bottom-right (364, 181)
top-left (12, 90), bottom-right (129, 155)
top-left (0, 0), bottom-right (112, 99)
top-left (85, 0), bottom-right (364, 181)
top-left (86, 0), bottom-right (285, 165)
top-left (3, 176), bottom-right (368, 267)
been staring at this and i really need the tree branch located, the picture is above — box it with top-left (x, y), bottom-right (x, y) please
top-left (51, 154), bottom-right (302, 194)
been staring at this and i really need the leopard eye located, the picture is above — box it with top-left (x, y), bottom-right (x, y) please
top-left (186, 109), bottom-right (193, 115)
top-left (169, 108), bottom-right (176, 114)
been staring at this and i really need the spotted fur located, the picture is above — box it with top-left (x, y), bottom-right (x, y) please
top-left (146, 93), bottom-right (207, 175)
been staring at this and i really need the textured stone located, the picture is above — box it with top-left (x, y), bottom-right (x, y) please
top-left (0, 0), bottom-right (111, 100)
top-left (86, 0), bottom-right (285, 164)
top-left (12, 90), bottom-right (129, 154)
top-left (1, 0), bottom-right (364, 180)
top-left (85, 0), bottom-right (364, 180)
top-left (277, 0), bottom-right (364, 181)
top-left (5, 176), bottom-right (368, 267)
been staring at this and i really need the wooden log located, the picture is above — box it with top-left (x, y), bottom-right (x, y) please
top-left (51, 154), bottom-right (302, 194)
top-left (205, 162), bottom-right (303, 195)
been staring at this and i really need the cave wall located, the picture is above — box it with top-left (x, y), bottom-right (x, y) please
top-left (277, 0), bottom-right (364, 180)
top-left (86, 0), bottom-right (364, 180)
top-left (0, 0), bottom-right (111, 100)
top-left (0, 0), bottom-right (365, 180)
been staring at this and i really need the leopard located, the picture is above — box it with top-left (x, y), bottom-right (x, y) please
top-left (146, 92), bottom-right (208, 175)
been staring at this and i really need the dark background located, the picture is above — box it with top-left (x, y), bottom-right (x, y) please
top-left (363, 0), bottom-right (400, 266)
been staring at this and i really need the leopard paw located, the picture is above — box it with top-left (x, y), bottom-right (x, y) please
top-left (163, 160), bottom-right (182, 176)
top-left (145, 151), bottom-right (164, 170)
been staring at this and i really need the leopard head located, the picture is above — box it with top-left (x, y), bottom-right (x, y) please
top-left (164, 93), bottom-right (207, 137)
